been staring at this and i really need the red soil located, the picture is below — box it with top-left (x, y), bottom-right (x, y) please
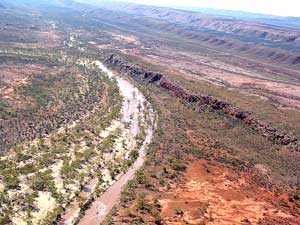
top-left (158, 159), bottom-right (300, 224)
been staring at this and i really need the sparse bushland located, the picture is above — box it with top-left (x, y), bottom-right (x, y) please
top-left (0, 55), bottom-right (126, 223)
top-left (0, 51), bottom-right (107, 151)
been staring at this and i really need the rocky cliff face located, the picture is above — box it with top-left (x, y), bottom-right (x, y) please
top-left (104, 54), bottom-right (163, 83)
top-left (104, 53), bottom-right (300, 151)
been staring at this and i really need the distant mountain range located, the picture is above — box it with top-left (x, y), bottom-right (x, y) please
top-left (76, 1), bottom-right (300, 28)
top-left (0, 0), bottom-right (96, 12)
top-left (175, 7), bottom-right (300, 28)
top-left (96, 2), bottom-right (300, 43)
top-left (5, 0), bottom-right (300, 29)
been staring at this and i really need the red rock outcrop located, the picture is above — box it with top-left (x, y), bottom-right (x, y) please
top-left (104, 54), bottom-right (163, 83)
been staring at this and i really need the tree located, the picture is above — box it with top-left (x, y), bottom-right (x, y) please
top-left (137, 192), bottom-right (148, 211)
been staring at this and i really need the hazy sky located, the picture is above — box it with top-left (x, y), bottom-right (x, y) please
top-left (115, 0), bottom-right (300, 17)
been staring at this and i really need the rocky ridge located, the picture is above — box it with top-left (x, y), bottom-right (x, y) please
top-left (104, 53), bottom-right (300, 151)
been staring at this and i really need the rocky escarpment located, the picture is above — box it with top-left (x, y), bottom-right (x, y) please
top-left (104, 54), bottom-right (163, 83)
top-left (104, 53), bottom-right (300, 151)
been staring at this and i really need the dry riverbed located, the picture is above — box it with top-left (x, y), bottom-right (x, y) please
top-left (61, 61), bottom-right (156, 225)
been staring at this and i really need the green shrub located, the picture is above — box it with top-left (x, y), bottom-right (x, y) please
top-left (170, 161), bottom-right (186, 171)
top-left (137, 192), bottom-right (148, 211)
top-left (120, 180), bottom-right (137, 206)
top-left (18, 164), bottom-right (37, 174)
top-left (129, 150), bottom-right (139, 161)
top-left (135, 169), bottom-right (148, 185)
top-left (4, 172), bottom-right (20, 189)
top-left (31, 170), bottom-right (55, 192)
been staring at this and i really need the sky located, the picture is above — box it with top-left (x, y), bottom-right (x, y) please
top-left (114, 0), bottom-right (300, 17)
